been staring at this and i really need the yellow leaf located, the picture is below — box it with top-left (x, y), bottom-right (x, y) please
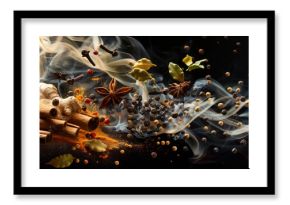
top-left (133, 58), bottom-right (156, 71)
top-left (129, 68), bottom-right (153, 82)
top-left (182, 55), bottom-right (193, 66)
top-left (85, 139), bottom-right (107, 152)
top-left (168, 62), bottom-right (184, 82)
top-left (47, 154), bottom-right (75, 168)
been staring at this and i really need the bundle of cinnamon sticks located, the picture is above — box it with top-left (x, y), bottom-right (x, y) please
top-left (39, 83), bottom-right (99, 143)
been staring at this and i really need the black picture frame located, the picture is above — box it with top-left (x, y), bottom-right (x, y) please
top-left (14, 10), bottom-right (275, 195)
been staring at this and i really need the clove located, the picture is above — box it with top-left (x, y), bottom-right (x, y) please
top-left (81, 50), bottom-right (95, 66)
top-left (100, 44), bottom-right (118, 57)
top-left (66, 74), bottom-right (84, 85)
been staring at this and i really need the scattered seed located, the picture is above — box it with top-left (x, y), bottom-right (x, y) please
top-left (114, 160), bottom-right (120, 166)
top-left (183, 146), bottom-right (189, 152)
top-left (151, 152), bottom-right (158, 158)
top-left (155, 96), bottom-right (160, 101)
top-left (153, 119), bottom-right (159, 125)
top-left (184, 45), bottom-right (190, 51)
top-left (211, 130), bottom-right (217, 135)
top-left (203, 126), bottom-right (209, 132)
top-left (232, 92), bottom-right (238, 98)
top-left (205, 92), bottom-right (211, 98)
top-left (168, 117), bottom-right (173, 122)
top-left (184, 133), bottom-right (190, 140)
top-left (172, 112), bottom-right (178, 118)
top-left (89, 93), bottom-right (96, 99)
top-left (67, 90), bottom-right (74, 96)
top-left (217, 103), bottom-right (224, 109)
top-left (83, 159), bottom-right (89, 165)
top-left (221, 109), bottom-right (227, 115)
top-left (120, 150), bottom-right (125, 154)
top-left (201, 137), bottom-right (207, 143)
top-left (213, 147), bottom-right (219, 153)
top-left (166, 140), bottom-right (170, 145)
top-left (218, 121), bottom-right (224, 126)
top-left (172, 146), bottom-right (178, 152)
top-left (232, 147), bottom-right (238, 154)
top-left (225, 72), bottom-right (231, 77)
top-left (195, 106), bottom-right (201, 112)
top-left (240, 139), bottom-right (247, 145)
top-left (161, 141), bottom-right (165, 145)
top-left (199, 91), bottom-right (205, 96)
top-left (236, 122), bottom-right (243, 127)
top-left (227, 87), bottom-right (233, 93)
top-left (205, 75), bottom-right (211, 80)
top-left (198, 48), bottom-right (205, 55)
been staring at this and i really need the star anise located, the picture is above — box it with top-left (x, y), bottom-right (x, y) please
top-left (95, 78), bottom-right (133, 108)
top-left (168, 81), bottom-right (191, 97)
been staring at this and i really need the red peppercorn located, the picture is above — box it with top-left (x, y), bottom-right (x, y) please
top-left (87, 69), bottom-right (94, 75)
top-left (90, 132), bottom-right (96, 138)
top-left (104, 118), bottom-right (110, 125)
top-left (84, 98), bottom-right (92, 104)
top-left (93, 50), bottom-right (98, 55)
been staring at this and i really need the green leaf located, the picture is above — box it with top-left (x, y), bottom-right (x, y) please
top-left (85, 139), bottom-right (107, 152)
top-left (47, 154), bottom-right (75, 168)
top-left (168, 62), bottom-right (184, 82)
top-left (186, 59), bottom-right (207, 71)
top-left (129, 68), bottom-right (154, 82)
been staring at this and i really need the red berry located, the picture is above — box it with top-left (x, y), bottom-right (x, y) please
top-left (91, 132), bottom-right (96, 138)
top-left (87, 69), bottom-right (94, 75)
top-left (104, 118), bottom-right (110, 125)
top-left (93, 50), bottom-right (98, 55)
top-left (84, 98), bottom-right (92, 104)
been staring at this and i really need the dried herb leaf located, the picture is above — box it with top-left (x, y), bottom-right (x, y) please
top-left (187, 59), bottom-right (208, 71)
top-left (85, 139), bottom-right (107, 152)
top-left (182, 55), bottom-right (193, 66)
top-left (129, 68), bottom-right (153, 82)
top-left (168, 62), bottom-right (184, 82)
top-left (133, 58), bottom-right (156, 71)
top-left (47, 154), bottom-right (75, 168)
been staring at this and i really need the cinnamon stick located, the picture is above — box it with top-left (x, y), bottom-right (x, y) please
top-left (60, 124), bottom-right (80, 137)
top-left (40, 130), bottom-right (52, 143)
top-left (68, 113), bottom-right (99, 131)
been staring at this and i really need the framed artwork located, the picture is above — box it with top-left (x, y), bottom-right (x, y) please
top-left (14, 10), bottom-right (275, 194)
